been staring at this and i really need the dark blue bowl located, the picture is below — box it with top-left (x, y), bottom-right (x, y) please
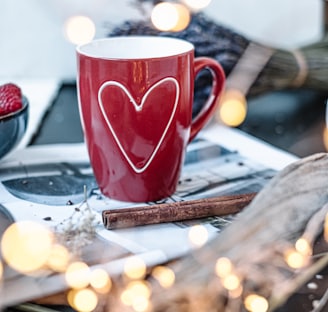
top-left (0, 96), bottom-right (29, 160)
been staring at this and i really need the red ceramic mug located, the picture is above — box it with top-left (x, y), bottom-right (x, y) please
top-left (77, 36), bottom-right (225, 202)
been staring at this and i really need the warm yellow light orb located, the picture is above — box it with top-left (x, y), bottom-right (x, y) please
top-left (222, 273), bottom-right (241, 291)
top-left (218, 89), bottom-right (247, 127)
top-left (124, 256), bottom-right (147, 280)
top-left (152, 266), bottom-right (175, 288)
top-left (90, 268), bottom-right (112, 294)
top-left (120, 280), bottom-right (151, 308)
top-left (284, 249), bottom-right (308, 269)
top-left (188, 224), bottom-right (209, 247)
top-left (65, 261), bottom-right (91, 289)
top-left (132, 295), bottom-right (150, 312)
top-left (323, 127), bottom-right (328, 151)
top-left (64, 15), bottom-right (96, 45)
top-left (295, 238), bottom-right (312, 256)
top-left (67, 289), bottom-right (78, 309)
top-left (47, 244), bottom-right (70, 272)
top-left (151, 2), bottom-right (179, 31)
top-left (129, 281), bottom-right (151, 299)
top-left (70, 288), bottom-right (98, 312)
top-left (244, 294), bottom-right (269, 312)
top-left (215, 257), bottom-right (233, 278)
top-left (1, 221), bottom-right (53, 273)
top-left (183, 0), bottom-right (212, 11)
top-left (171, 4), bottom-right (191, 32)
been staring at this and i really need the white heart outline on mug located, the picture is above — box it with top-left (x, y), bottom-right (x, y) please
top-left (98, 77), bottom-right (180, 174)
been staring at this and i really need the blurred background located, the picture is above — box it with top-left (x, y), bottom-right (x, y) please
top-left (0, 0), bottom-right (323, 79)
top-left (1, 0), bottom-right (328, 158)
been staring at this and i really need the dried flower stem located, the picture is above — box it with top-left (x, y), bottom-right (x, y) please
top-left (55, 185), bottom-right (100, 256)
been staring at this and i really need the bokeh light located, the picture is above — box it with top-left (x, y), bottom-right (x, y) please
top-left (68, 288), bottom-right (98, 312)
top-left (151, 266), bottom-right (175, 288)
top-left (124, 256), bottom-right (147, 280)
top-left (120, 280), bottom-right (151, 310)
top-left (64, 15), bottom-right (96, 45)
top-left (1, 221), bottom-right (53, 273)
top-left (151, 2), bottom-right (179, 31)
top-left (215, 257), bottom-right (233, 278)
top-left (188, 224), bottom-right (209, 247)
top-left (323, 127), bottom-right (328, 151)
top-left (295, 238), bottom-right (312, 256)
top-left (65, 261), bottom-right (91, 289)
top-left (284, 248), bottom-right (308, 269)
top-left (183, 0), bottom-right (212, 11)
top-left (218, 89), bottom-right (247, 127)
top-left (151, 2), bottom-right (191, 32)
top-left (244, 294), bottom-right (269, 312)
top-left (132, 295), bottom-right (150, 312)
top-left (171, 4), bottom-right (191, 32)
top-left (47, 244), bottom-right (70, 272)
top-left (90, 268), bottom-right (112, 294)
top-left (222, 273), bottom-right (241, 291)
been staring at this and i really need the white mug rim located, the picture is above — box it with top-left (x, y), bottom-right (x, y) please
top-left (76, 36), bottom-right (194, 60)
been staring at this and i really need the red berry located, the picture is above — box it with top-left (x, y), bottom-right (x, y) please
top-left (0, 83), bottom-right (23, 116)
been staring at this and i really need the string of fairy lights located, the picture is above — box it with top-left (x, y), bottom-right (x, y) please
top-left (0, 201), bottom-right (327, 312)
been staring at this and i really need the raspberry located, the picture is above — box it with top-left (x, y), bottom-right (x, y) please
top-left (0, 83), bottom-right (23, 117)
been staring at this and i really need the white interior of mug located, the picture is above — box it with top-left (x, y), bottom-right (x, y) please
top-left (77, 36), bottom-right (194, 59)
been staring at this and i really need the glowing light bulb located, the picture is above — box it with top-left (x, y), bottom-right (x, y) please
top-left (120, 280), bottom-right (151, 309)
top-left (218, 89), bottom-right (247, 127)
top-left (64, 15), bottom-right (96, 45)
top-left (322, 127), bottom-right (328, 151)
top-left (188, 224), bottom-right (209, 247)
top-left (152, 266), bottom-right (175, 288)
top-left (183, 0), bottom-right (212, 11)
top-left (1, 221), bottom-right (53, 274)
top-left (124, 256), bottom-right (147, 280)
top-left (244, 294), bottom-right (269, 312)
top-left (215, 257), bottom-right (233, 278)
top-left (69, 288), bottom-right (98, 312)
top-left (47, 244), bottom-right (70, 272)
top-left (284, 248), bottom-right (308, 269)
top-left (65, 261), bottom-right (90, 289)
top-left (90, 268), bottom-right (112, 294)
top-left (151, 2), bottom-right (179, 31)
top-left (129, 281), bottom-right (151, 299)
top-left (295, 238), bottom-right (312, 256)
top-left (132, 295), bottom-right (150, 312)
top-left (171, 4), bottom-right (191, 32)
top-left (222, 273), bottom-right (241, 291)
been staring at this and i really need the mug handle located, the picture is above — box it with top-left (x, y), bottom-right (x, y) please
top-left (189, 57), bottom-right (226, 142)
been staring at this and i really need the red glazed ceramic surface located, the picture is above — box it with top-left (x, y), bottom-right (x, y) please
top-left (77, 36), bottom-right (225, 202)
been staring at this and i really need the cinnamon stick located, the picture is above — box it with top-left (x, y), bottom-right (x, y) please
top-left (102, 192), bottom-right (256, 230)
